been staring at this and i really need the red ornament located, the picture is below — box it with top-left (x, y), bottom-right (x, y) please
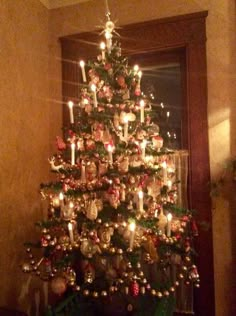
top-left (130, 280), bottom-right (139, 297)
top-left (56, 136), bottom-right (66, 151)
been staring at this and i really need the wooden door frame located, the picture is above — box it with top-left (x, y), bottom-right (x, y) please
top-left (60, 11), bottom-right (215, 316)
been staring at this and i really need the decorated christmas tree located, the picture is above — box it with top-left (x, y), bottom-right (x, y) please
top-left (22, 10), bottom-right (200, 316)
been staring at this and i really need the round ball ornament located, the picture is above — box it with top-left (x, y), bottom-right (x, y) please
top-left (51, 276), bottom-right (67, 295)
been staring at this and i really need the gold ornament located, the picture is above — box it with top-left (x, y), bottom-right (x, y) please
top-left (86, 200), bottom-right (98, 220)
top-left (51, 276), bottom-right (67, 295)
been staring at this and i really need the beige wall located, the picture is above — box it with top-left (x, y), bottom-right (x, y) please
top-left (0, 0), bottom-right (57, 314)
top-left (0, 0), bottom-right (235, 315)
top-left (49, 1), bottom-right (236, 316)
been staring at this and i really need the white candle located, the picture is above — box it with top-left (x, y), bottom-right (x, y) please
top-left (140, 99), bottom-right (145, 123)
top-left (105, 31), bottom-right (112, 53)
top-left (68, 222), bottom-right (74, 243)
top-left (81, 160), bottom-right (86, 183)
top-left (100, 42), bottom-right (106, 61)
top-left (79, 60), bottom-right (86, 82)
top-left (123, 116), bottom-right (129, 139)
top-left (107, 144), bottom-right (114, 165)
top-left (162, 161), bottom-right (167, 185)
top-left (137, 70), bottom-right (142, 85)
top-left (67, 101), bottom-right (74, 124)
top-left (71, 143), bottom-right (75, 165)
top-left (166, 213), bottom-right (172, 237)
top-left (133, 64), bottom-right (139, 74)
top-left (59, 192), bottom-right (64, 206)
top-left (120, 184), bottom-right (126, 201)
top-left (167, 180), bottom-right (172, 190)
top-left (138, 190), bottom-right (144, 212)
top-left (140, 140), bottom-right (147, 160)
top-left (129, 221), bottom-right (136, 249)
top-left (91, 84), bottom-right (97, 108)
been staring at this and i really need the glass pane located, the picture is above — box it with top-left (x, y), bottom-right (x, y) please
top-left (141, 63), bottom-right (182, 150)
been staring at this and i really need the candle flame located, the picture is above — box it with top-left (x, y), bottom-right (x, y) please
top-left (68, 101), bottom-right (74, 108)
top-left (100, 42), bottom-right (106, 50)
top-left (129, 221), bottom-right (136, 232)
top-left (167, 213), bottom-right (172, 222)
top-left (79, 60), bottom-right (85, 67)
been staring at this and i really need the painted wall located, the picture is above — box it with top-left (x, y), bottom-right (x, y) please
top-left (0, 0), bottom-right (57, 314)
top-left (49, 1), bottom-right (236, 316)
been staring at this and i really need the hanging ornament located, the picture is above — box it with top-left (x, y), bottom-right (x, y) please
top-left (65, 268), bottom-right (77, 286)
top-left (107, 187), bottom-right (120, 209)
top-left (80, 239), bottom-right (101, 258)
top-left (98, 160), bottom-right (108, 176)
top-left (118, 156), bottom-right (129, 173)
top-left (152, 135), bottom-right (163, 151)
top-left (51, 276), bottom-right (67, 296)
top-left (56, 136), bottom-right (66, 151)
top-left (158, 209), bottom-right (167, 234)
top-left (86, 161), bottom-right (97, 181)
top-left (130, 280), bottom-right (139, 297)
top-left (143, 236), bottom-right (159, 262)
top-left (86, 200), bottom-right (98, 220)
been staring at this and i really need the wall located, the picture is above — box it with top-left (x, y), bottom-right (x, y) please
top-left (49, 1), bottom-right (236, 316)
top-left (0, 0), bottom-right (56, 314)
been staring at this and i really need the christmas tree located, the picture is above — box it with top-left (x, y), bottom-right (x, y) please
top-left (22, 11), bottom-right (200, 316)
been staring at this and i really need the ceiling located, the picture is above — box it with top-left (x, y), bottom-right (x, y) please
top-left (39, 0), bottom-right (90, 9)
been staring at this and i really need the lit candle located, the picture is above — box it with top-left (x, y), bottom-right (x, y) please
top-left (79, 60), bottom-right (86, 82)
top-left (81, 160), bottom-right (86, 183)
top-left (59, 192), bottom-right (64, 206)
top-left (67, 101), bottom-right (74, 124)
top-left (129, 221), bottom-right (136, 250)
top-left (100, 42), bottom-right (106, 61)
top-left (140, 140), bottom-right (147, 160)
top-left (138, 190), bottom-right (144, 213)
top-left (105, 31), bottom-right (112, 53)
top-left (123, 116), bottom-right (129, 139)
top-left (91, 84), bottom-right (97, 108)
top-left (166, 213), bottom-right (172, 237)
top-left (137, 70), bottom-right (142, 85)
top-left (140, 100), bottom-right (145, 123)
top-left (133, 64), bottom-right (139, 74)
top-left (120, 184), bottom-right (126, 201)
top-left (162, 161), bottom-right (167, 185)
top-left (107, 144), bottom-right (114, 165)
top-left (68, 222), bottom-right (74, 243)
top-left (71, 143), bottom-right (75, 165)
top-left (167, 180), bottom-right (172, 190)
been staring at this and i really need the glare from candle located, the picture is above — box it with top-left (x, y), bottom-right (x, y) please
top-left (137, 70), bottom-right (142, 85)
top-left (79, 60), bottom-right (86, 82)
top-left (123, 116), bottom-right (129, 139)
top-left (68, 222), bottom-right (74, 243)
top-left (129, 221), bottom-right (136, 249)
top-left (167, 180), bottom-right (172, 190)
top-left (140, 99), bottom-right (145, 123)
top-left (100, 42), bottom-right (106, 60)
top-left (138, 190), bottom-right (144, 212)
top-left (134, 64), bottom-right (139, 73)
top-left (167, 111), bottom-right (170, 118)
top-left (91, 84), bottom-right (97, 107)
top-left (59, 192), bottom-right (64, 206)
top-left (71, 143), bottom-right (75, 165)
top-left (166, 213), bottom-right (172, 237)
top-left (107, 144), bottom-right (114, 165)
top-left (67, 101), bottom-right (74, 124)
top-left (140, 140), bottom-right (147, 160)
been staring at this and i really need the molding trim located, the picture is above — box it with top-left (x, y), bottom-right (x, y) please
top-left (39, 0), bottom-right (90, 9)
